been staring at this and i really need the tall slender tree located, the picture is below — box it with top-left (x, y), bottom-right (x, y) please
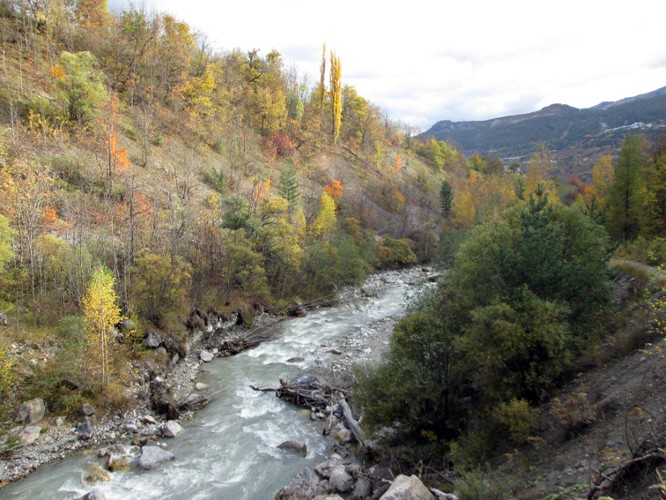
top-left (329, 51), bottom-right (342, 144)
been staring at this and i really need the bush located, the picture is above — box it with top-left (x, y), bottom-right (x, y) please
top-left (549, 392), bottom-right (598, 433)
top-left (376, 236), bottom-right (417, 269)
top-left (494, 398), bottom-right (540, 444)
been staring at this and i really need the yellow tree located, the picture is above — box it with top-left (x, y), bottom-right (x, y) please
top-left (329, 51), bottom-right (342, 143)
top-left (525, 144), bottom-right (558, 201)
top-left (311, 192), bottom-right (337, 240)
top-left (590, 155), bottom-right (614, 208)
top-left (318, 43), bottom-right (327, 113)
top-left (82, 265), bottom-right (122, 387)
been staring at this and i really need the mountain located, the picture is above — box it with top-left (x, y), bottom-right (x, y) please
top-left (421, 86), bottom-right (666, 175)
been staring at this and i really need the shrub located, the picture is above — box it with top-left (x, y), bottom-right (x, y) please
top-left (376, 236), bottom-right (417, 269)
top-left (494, 398), bottom-right (540, 444)
top-left (549, 392), bottom-right (598, 433)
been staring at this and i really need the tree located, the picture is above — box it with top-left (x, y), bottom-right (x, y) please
top-left (310, 192), bottom-right (337, 240)
top-left (607, 134), bottom-right (648, 241)
top-left (525, 144), bottom-right (558, 201)
top-left (0, 214), bottom-right (14, 271)
top-left (440, 180), bottom-right (453, 218)
top-left (51, 51), bottom-right (108, 125)
top-left (131, 251), bottom-right (192, 325)
top-left (279, 164), bottom-right (300, 213)
top-left (329, 51), bottom-right (342, 143)
top-left (82, 265), bottom-right (122, 387)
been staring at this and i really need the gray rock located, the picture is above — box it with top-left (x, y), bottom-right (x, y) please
top-left (160, 420), bottom-right (183, 438)
top-left (380, 474), bottom-right (434, 499)
top-left (52, 416), bottom-right (66, 426)
top-left (17, 425), bottom-right (41, 445)
top-left (144, 330), bottom-right (162, 348)
top-left (81, 488), bottom-right (108, 500)
top-left (335, 428), bottom-right (353, 444)
top-left (200, 350), bottom-right (214, 362)
top-left (138, 445), bottom-right (175, 470)
top-left (329, 465), bottom-right (353, 493)
top-left (430, 489), bottom-right (458, 500)
top-left (315, 454), bottom-right (343, 478)
top-left (142, 415), bottom-right (157, 425)
top-left (194, 382), bottom-right (208, 391)
top-left (125, 423), bottom-right (139, 433)
top-left (352, 476), bottom-right (373, 498)
top-left (327, 348), bottom-right (343, 355)
top-left (76, 417), bottom-right (94, 440)
top-left (278, 439), bottom-right (307, 457)
top-left (0, 313), bottom-right (7, 325)
top-left (275, 468), bottom-right (319, 499)
top-left (15, 398), bottom-right (45, 424)
top-left (286, 357), bottom-right (305, 363)
top-left (81, 403), bottom-right (96, 416)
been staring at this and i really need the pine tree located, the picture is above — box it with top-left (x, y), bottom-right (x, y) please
top-left (440, 180), bottom-right (453, 218)
top-left (279, 164), bottom-right (299, 213)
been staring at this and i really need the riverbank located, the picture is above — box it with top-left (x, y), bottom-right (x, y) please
top-left (0, 267), bottom-right (433, 490)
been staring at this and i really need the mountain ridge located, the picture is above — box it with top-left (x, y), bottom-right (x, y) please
top-left (421, 86), bottom-right (666, 173)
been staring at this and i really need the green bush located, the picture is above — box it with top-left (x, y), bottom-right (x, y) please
top-left (376, 236), bottom-right (417, 269)
top-left (494, 398), bottom-right (540, 444)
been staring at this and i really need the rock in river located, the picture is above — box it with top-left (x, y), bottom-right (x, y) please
top-left (138, 445), bottom-right (175, 470)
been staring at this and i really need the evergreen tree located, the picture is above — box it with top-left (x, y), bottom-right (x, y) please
top-left (440, 180), bottom-right (453, 218)
top-left (279, 164), bottom-right (299, 213)
top-left (607, 134), bottom-right (647, 241)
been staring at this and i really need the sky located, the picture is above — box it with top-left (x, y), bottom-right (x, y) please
top-left (109, 0), bottom-right (666, 131)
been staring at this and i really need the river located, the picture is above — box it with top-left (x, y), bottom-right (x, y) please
top-left (3, 269), bottom-right (426, 499)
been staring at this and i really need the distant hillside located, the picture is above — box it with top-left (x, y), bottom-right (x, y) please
top-left (421, 86), bottom-right (666, 175)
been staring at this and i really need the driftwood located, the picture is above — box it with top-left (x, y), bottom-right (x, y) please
top-left (336, 392), bottom-right (364, 447)
top-left (586, 448), bottom-right (665, 499)
top-left (275, 377), bottom-right (332, 410)
top-left (177, 390), bottom-right (223, 411)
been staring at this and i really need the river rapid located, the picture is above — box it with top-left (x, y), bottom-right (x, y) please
top-left (3, 268), bottom-right (428, 499)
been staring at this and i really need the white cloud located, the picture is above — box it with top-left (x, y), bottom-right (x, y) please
top-left (111, 0), bottom-right (666, 130)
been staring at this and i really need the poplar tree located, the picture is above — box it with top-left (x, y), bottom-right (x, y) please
top-left (82, 265), bottom-right (121, 387)
top-left (329, 51), bottom-right (342, 144)
top-left (318, 43), bottom-right (326, 112)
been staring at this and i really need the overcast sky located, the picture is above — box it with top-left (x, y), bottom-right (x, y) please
top-left (110, 0), bottom-right (666, 131)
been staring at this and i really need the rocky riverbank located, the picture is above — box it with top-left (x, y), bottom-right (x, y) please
top-left (0, 267), bottom-right (434, 492)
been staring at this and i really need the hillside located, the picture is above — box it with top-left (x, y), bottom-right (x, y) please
top-left (421, 86), bottom-right (666, 175)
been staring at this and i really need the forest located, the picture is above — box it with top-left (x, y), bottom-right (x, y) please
top-left (0, 0), bottom-right (665, 495)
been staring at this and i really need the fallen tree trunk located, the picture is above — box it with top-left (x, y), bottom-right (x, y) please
top-left (586, 448), bottom-right (665, 499)
top-left (336, 392), bottom-right (364, 447)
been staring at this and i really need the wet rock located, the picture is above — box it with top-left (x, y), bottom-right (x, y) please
top-left (81, 488), bottom-right (108, 500)
top-left (380, 474), bottom-right (434, 499)
top-left (76, 417), bottom-right (94, 440)
top-left (275, 468), bottom-right (319, 499)
top-left (144, 331), bottom-right (162, 348)
top-left (160, 420), bottom-right (183, 438)
top-left (82, 462), bottom-right (111, 485)
top-left (107, 455), bottom-right (131, 473)
top-left (335, 428), bottom-right (353, 444)
top-left (278, 440), bottom-right (307, 457)
top-left (288, 302), bottom-right (307, 317)
top-left (81, 403), bottom-right (96, 416)
top-left (15, 398), bottom-right (45, 424)
top-left (315, 454), bottom-right (343, 478)
top-left (137, 445), bottom-right (175, 470)
top-left (287, 357), bottom-right (305, 363)
top-left (352, 476), bottom-right (373, 498)
top-left (200, 350), bottom-right (214, 362)
top-left (194, 382), bottom-right (208, 391)
top-left (17, 426), bottom-right (41, 445)
top-left (329, 465), bottom-right (353, 493)
top-left (327, 348), bottom-right (343, 355)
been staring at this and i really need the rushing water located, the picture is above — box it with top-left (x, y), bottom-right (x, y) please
top-left (3, 270), bottom-right (423, 499)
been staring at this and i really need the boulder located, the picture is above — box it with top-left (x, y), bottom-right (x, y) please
top-left (200, 350), bottom-right (214, 362)
top-left (137, 445), bottom-right (175, 470)
top-left (286, 357), bottom-right (305, 363)
top-left (314, 454), bottom-right (343, 479)
top-left (275, 468), bottom-right (319, 499)
top-left (327, 348), bottom-right (343, 355)
top-left (76, 417), bottom-right (94, 440)
top-left (144, 331), bottom-right (163, 348)
top-left (288, 303), bottom-right (307, 317)
top-left (352, 476), bottom-right (373, 499)
top-left (106, 455), bottom-right (131, 473)
top-left (194, 382), bottom-right (208, 391)
top-left (160, 420), bottom-right (183, 438)
top-left (335, 428), bottom-right (353, 444)
top-left (278, 440), bottom-right (307, 457)
top-left (0, 313), bottom-right (7, 325)
top-left (380, 474), bottom-right (434, 500)
top-left (329, 465), bottom-right (353, 493)
top-left (430, 489), bottom-right (458, 500)
top-left (82, 462), bottom-right (111, 485)
top-left (81, 403), bottom-right (96, 416)
top-left (82, 488), bottom-right (108, 500)
top-left (118, 319), bottom-right (135, 333)
top-left (143, 415), bottom-right (157, 425)
top-left (17, 425), bottom-right (41, 445)
top-left (15, 398), bottom-right (45, 424)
